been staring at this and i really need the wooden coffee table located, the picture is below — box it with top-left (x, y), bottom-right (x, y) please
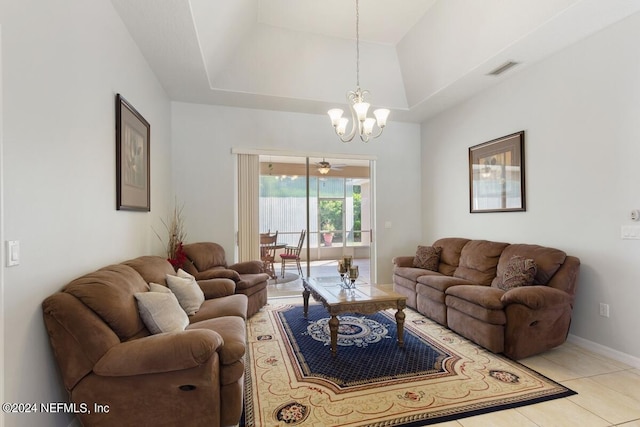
top-left (302, 276), bottom-right (407, 356)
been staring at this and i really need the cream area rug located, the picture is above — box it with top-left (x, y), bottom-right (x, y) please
top-left (241, 300), bottom-right (575, 426)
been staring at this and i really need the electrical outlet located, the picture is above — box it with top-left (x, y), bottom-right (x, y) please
top-left (599, 303), bottom-right (610, 318)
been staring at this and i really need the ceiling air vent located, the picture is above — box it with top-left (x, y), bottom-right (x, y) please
top-left (487, 61), bottom-right (520, 76)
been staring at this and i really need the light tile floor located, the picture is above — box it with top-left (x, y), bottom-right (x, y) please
top-left (469, 344), bottom-right (640, 427)
top-left (266, 274), bottom-right (640, 426)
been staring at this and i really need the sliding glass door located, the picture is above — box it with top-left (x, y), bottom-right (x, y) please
top-left (257, 155), bottom-right (374, 282)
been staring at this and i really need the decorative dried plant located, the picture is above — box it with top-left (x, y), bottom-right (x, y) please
top-left (154, 200), bottom-right (187, 266)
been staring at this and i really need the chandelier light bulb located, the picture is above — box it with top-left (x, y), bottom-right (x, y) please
top-left (328, 109), bottom-right (344, 127)
top-left (373, 109), bottom-right (390, 128)
top-left (363, 118), bottom-right (376, 136)
top-left (337, 118), bottom-right (349, 136)
top-left (353, 102), bottom-right (370, 122)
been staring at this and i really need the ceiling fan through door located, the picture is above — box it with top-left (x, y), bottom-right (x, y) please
top-left (315, 158), bottom-right (346, 175)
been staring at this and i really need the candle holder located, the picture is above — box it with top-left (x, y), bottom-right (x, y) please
top-left (337, 260), bottom-right (348, 280)
top-left (348, 265), bottom-right (359, 288)
top-left (340, 264), bottom-right (358, 289)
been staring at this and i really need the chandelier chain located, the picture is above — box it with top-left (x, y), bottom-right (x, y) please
top-left (355, 0), bottom-right (360, 88)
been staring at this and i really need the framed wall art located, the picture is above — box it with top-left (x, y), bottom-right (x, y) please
top-left (116, 94), bottom-right (150, 211)
top-left (469, 131), bottom-right (525, 213)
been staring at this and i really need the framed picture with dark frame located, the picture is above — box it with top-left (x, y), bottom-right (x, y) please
top-left (116, 94), bottom-right (150, 211)
top-left (469, 131), bottom-right (525, 213)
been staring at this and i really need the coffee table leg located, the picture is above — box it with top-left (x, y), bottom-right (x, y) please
top-left (329, 315), bottom-right (339, 357)
top-left (302, 288), bottom-right (310, 318)
top-left (395, 308), bottom-right (405, 348)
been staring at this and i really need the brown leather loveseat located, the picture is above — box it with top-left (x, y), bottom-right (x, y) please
top-left (42, 255), bottom-right (248, 427)
top-left (393, 238), bottom-right (580, 359)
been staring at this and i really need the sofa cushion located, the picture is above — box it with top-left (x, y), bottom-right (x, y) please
top-left (432, 238), bottom-right (471, 275)
top-left (394, 267), bottom-right (437, 284)
top-left (491, 244), bottom-right (567, 287)
top-left (64, 264), bottom-right (149, 341)
top-left (416, 274), bottom-right (476, 293)
top-left (189, 294), bottom-right (248, 323)
top-left (445, 285), bottom-right (507, 325)
top-left (134, 284), bottom-right (189, 334)
top-left (413, 245), bottom-right (441, 271)
top-left (416, 284), bottom-right (448, 304)
top-left (446, 284), bottom-right (506, 311)
top-left (453, 240), bottom-right (509, 286)
top-left (166, 270), bottom-right (205, 315)
top-left (497, 255), bottom-right (537, 291)
top-left (446, 294), bottom-right (507, 325)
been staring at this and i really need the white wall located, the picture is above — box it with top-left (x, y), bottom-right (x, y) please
top-left (421, 12), bottom-right (640, 361)
top-left (171, 102), bottom-right (422, 283)
top-left (0, 1), bottom-right (172, 426)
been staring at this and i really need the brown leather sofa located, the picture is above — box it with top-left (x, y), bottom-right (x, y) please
top-left (393, 238), bottom-right (580, 359)
top-left (42, 255), bottom-right (247, 427)
top-left (181, 242), bottom-right (269, 317)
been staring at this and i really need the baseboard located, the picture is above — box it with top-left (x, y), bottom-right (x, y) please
top-left (568, 334), bottom-right (640, 369)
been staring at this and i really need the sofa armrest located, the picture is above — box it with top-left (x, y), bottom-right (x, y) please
top-left (94, 329), bottom-right (223, 377)
top-left (501, 286), bottom-right (573, 310)
top-left (198, 278), bottom-right (236, 299)
top-left (228, 260), bottom-right (264, 275)
top-left (392, 256), bottom-right (414, 268)
top-left (195, 269), bottom-right (241, 282)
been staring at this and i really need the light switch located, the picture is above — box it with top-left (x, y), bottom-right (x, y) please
top-left (384, 221), bottom-right (392, 229)
top-left (6, 240), bottom-right (20, 266)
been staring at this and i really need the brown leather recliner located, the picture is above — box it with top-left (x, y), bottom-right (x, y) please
top-left (181, 242), bottom-right (269, 317)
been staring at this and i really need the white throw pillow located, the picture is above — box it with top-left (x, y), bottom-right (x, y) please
top-left (176, 268), bottom-right (196, 281)
top-left (166, 271), bottom-right (205, 315)
top-left (134, 289), bottom-right (189, 334)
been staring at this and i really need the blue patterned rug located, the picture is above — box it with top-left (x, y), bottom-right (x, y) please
top-left (242, 302), bottom-right (576, 426)
top-left (277, 304), bottom-right (456, 390)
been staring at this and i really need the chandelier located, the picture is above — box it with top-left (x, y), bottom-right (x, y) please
top-left (327, 0), bottom-right (389, 143)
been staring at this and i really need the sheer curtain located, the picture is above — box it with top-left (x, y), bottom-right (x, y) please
top-left (237, 153), bottom-right (260, 262)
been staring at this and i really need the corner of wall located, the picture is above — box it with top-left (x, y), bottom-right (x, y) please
top-left (567, 334), bottom-right (640, 370)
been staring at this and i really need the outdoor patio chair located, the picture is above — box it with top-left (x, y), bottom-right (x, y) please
top-left (281, 230), bottom-right (306, 278)
top-left (260, 231), bottom-right (278, 278)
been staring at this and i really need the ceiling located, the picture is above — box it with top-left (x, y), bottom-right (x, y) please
top-left (111, 0), bottom-right (640, 123)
